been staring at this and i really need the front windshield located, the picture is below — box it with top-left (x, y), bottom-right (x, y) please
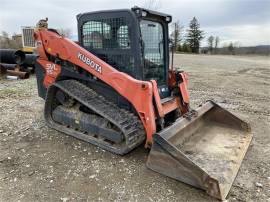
top-left (140, 20), bottom-right (165, 84)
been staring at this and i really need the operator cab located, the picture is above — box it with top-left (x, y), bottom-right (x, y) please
top-left (77, 7), bottom-right (172, 99)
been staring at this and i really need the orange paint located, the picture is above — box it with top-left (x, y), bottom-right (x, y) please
top-left (35, 29), bottom-right (190, 147)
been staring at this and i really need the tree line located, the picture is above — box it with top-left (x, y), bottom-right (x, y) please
top-left (170, 17), bottom-right (205, 54)
top-left (1, 19), bottom-right (269, 55)
top-left (170, 17), bottom-right (270, 55)
top-left (171, 17), bottom-right (220, 54)
top-left (0, 31), bottom-right (22, 49)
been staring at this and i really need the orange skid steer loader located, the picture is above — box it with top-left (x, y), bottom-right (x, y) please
top-left (34, 7), bottom-right (252, 200)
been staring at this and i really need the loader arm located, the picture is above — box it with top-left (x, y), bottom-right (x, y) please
top-left (35, 28), bottom-right (159, 145)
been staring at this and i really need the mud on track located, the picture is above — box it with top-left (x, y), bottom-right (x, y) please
top-left (0, 54), bottom-right (269, 201)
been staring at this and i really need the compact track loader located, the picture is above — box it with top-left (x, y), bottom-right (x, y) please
top-left (34, 7), bottom-right (252, 200)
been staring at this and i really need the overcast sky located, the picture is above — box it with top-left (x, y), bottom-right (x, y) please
top-left (1, 0), bottom-right (270, 46)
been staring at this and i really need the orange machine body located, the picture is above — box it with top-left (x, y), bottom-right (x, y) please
top-left (34, 29), bottom-right (189, 147)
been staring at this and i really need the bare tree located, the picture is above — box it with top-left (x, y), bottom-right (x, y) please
top-left (1, 31), bottom-right (9, 39)
top-left (170, 21), bottom-right (183, 52)
top-left (0, 31), bottom-right (11, 48)
top-left (214, 37), bottom-right (219, 49)
top-left (227, 42), bottom-right (235, 55)
top-left (57, 28), bottom-right (72, 38)
top-left (214, 36), bottom-right (219, 53)
top-left (0, 31), bottom-right (22, 49)
top-left (207, 35), bottom-right (214, 54)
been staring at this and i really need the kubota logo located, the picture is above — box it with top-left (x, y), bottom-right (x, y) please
top-left (78, 52), bottom-right (102, 74)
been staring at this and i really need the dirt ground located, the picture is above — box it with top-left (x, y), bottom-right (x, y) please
top-left (0, 54), bottom-right (269, 202)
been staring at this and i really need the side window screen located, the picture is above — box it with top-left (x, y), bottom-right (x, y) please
top-left (117, 25), bottom-right (130, 49)
top-left (82, 21), bottom-right (110, 49)
top-left (82, 18), bottom-right (130, 50)
top-left (81, 17), bottom-right (134, 77)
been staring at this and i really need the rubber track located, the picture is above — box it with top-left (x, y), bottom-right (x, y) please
top-left (45, 79), bottom-right (146, 155)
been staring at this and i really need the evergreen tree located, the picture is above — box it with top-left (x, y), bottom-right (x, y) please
top-left (186, 17), bottom-right (204, 53)
top-left (176, 44), bottom-right (182, 52)
top-left (182, 42), bottom-right (191, 53)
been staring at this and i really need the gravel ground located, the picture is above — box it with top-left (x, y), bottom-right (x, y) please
top-left (0, 54), bottom-right (269, 202)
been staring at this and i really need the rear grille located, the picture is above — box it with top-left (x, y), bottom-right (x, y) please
top-left (22, 27), bottom-right (35, 47)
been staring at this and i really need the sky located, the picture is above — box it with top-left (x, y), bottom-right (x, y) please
top-left (0, 0), bottom-right (270, 47)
